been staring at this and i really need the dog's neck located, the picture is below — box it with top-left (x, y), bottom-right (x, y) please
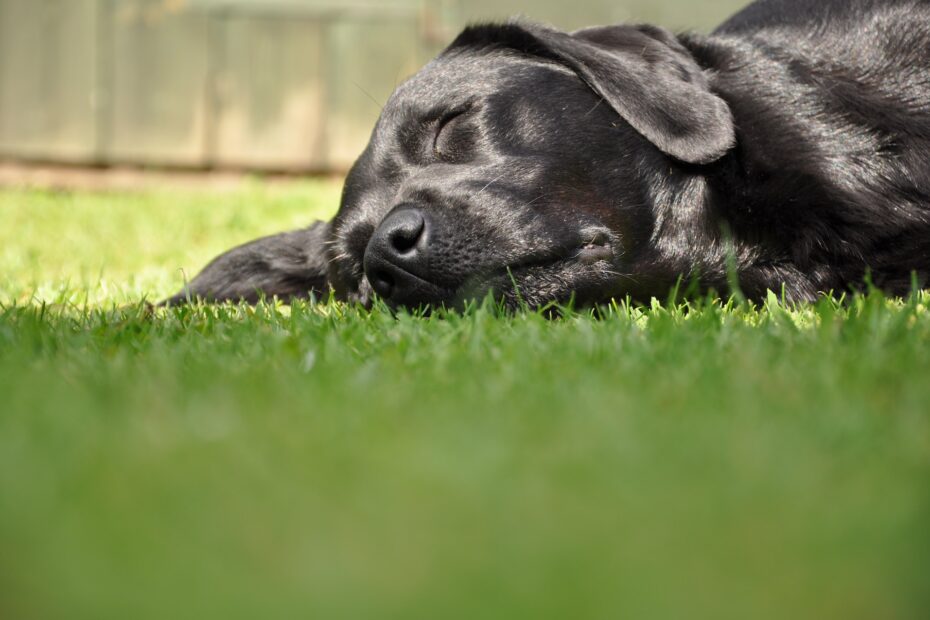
top-left (660, 30), bottom-right (930, 299)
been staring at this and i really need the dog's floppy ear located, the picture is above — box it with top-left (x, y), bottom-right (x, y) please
top-left (161, 221), bottom-right (331, 306)
top-left (448, 23), bottom-right (735, 165)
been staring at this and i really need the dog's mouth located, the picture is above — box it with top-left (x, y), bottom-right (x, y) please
top-left (338, 228), bottom-right (618, 309)
top-left (573, 230), bottom-right (615, 265)
top-left (488, 230), bottom-right (616, 280)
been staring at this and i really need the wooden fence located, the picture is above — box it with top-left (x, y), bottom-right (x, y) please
top-left (0, 0), bottom-right (743, 172)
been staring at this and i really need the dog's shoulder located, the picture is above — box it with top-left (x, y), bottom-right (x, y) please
top-left (685, 0), bottom-right (930, 297)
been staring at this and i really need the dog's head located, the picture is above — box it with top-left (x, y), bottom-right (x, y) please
top-left (168, 22), bottom-right (735, 309)
top-left (327, 22), bottom-right (734, 309)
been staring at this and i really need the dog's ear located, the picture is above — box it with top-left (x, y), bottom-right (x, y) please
top-left (448, 23), bottom-right (735, 165)
top-left (161, 221), bottom-right (331, 306)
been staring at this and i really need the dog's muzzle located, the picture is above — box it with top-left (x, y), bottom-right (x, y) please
top-left (363, 205), bottom-right (449, 308)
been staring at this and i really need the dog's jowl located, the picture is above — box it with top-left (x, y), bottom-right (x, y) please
top-left (165, 0), bottom-right (930, 309)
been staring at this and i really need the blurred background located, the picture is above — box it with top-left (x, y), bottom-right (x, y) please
top-left (0, 0), bottom-right (748, 175)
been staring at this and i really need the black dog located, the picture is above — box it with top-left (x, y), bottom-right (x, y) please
top-left (165, 0), bottom-right (930, 309)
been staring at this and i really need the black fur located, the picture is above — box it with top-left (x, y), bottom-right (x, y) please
top-left (161, 222), bottom-right (330, 306)
top-left (165, 0), bottom-right (930, 308)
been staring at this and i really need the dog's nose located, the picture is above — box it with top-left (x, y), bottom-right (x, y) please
top-left (364, 206), bottom-right (433, 304)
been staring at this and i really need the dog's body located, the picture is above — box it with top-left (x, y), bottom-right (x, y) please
top-left (166, 0), bottom-right (930, 308)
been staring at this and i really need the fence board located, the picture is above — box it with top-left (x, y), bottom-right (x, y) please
top-left (0, 0), bottom-right (98, 161)
top-left (324, 17), bottom-right (424, 169)
top-left (107, 0), bottom-right (211, 165)
top-left (211, 15), bottom-right (326, 170)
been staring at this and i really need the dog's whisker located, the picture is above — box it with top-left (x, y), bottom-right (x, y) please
top-left (352, 81), bottom-right (384, 111)
top-left (582, 97), bottom-right (606, 119)
top-left (472, 173), bottom-right (508, 199)
top-left (519, 194), bottom-right (549, 209)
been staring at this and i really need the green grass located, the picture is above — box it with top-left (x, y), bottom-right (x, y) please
top-left (1, 183), bottom-right (929, 620)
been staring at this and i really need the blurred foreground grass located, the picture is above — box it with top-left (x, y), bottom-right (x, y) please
top-left (1, 183), bottom-right (929, 619)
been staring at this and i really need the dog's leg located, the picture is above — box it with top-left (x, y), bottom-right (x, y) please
top-left (161, 221), bottom-right (331, 306)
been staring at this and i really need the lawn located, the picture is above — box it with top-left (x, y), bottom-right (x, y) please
top-left (1, 183), bottom-right (928, 620)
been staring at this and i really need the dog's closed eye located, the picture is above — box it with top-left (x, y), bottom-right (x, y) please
top-left (433, 110), bottom-right (468, 160)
